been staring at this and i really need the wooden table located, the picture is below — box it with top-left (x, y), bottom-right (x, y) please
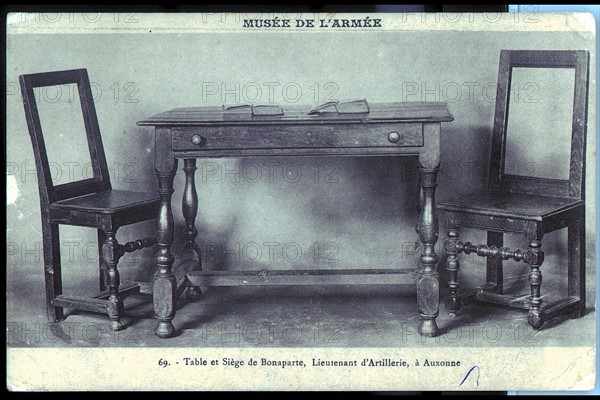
top-left (138, 102), bottom-right (454, 339)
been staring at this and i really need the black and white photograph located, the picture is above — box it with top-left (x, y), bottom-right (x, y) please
top-left (5, 8), bottom-right (597, 391)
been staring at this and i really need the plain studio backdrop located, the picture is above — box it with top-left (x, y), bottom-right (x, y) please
top-left (6, 25), bottom-right (596, 328)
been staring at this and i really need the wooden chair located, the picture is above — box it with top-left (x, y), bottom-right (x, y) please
top-left (19, 68), bottom-right (159, 331)
top-left (437, 50), bottom-right (589, 330)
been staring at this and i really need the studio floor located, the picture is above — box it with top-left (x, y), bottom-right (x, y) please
top-left (7, 266), bottom-right (596, 349)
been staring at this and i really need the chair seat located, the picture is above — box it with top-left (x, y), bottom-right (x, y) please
top-left (437, 190), bottom-right (582, 221)
top-left (51, 190), bottom-right (159, 214)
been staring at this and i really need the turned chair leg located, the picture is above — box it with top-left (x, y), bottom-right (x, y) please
top-left (43, 223), bottom-right (64, 322)
top-left (102, 229), bottom-right (124, 331)
top-left (486, 231), bottom-right (504, 294)
top-left (526, 238), bottom-right (544, 329)
top-left (568, 220), bottom-right (586, 318)
top-left (445, 227), bottom-right (461, 317)
top-left (97, 229), bottom-right (108, 292)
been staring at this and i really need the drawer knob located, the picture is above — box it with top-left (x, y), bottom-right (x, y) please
top-left (191, 134), bottom-right (204, 145)
top-left (388, 131), bottom-right (400, 143)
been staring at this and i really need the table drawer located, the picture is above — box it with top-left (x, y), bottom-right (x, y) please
top-left (171, 123), bottom-right (423, 151)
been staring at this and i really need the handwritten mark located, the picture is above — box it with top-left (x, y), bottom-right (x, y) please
top-left (459, 365), bottom-right (480, 387)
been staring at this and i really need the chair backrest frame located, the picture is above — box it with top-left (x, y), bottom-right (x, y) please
top-left (19, 68), bottom-right (112, 207)
top-left (488, 50), bottom-right (590, 200)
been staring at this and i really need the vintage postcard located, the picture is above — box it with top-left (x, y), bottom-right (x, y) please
top-left (6, 10), bottom-right (597, 391)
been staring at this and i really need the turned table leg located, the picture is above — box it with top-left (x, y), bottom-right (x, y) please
top-left (417, 163), bottom-right (440, 336)
top-left (182, 158), bottom-right (203, 301)
top-left (154, 127), bottom-right (178, 338)
top-left (416, 123), bottom-right (441, 337)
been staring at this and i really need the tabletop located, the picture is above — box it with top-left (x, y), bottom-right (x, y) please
top-left (137, 102), bottom-right (454, 126)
